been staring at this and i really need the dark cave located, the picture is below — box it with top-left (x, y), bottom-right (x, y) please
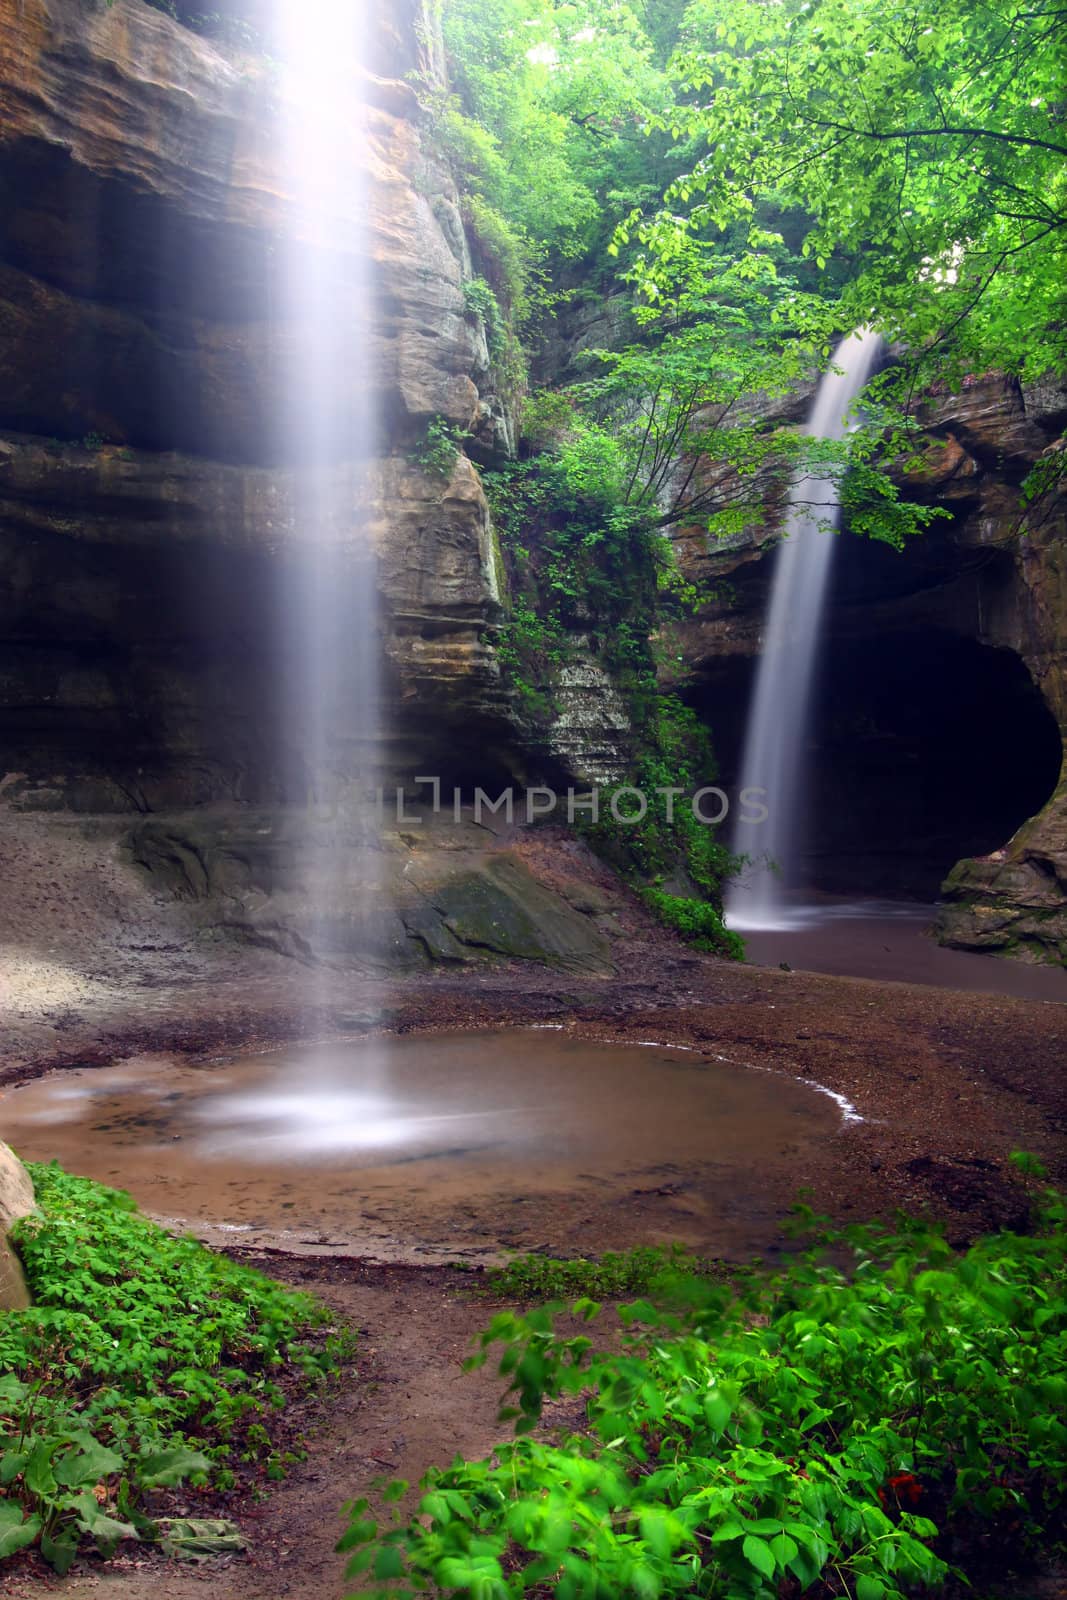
top-left (688, 625), bottom-right (1062, 900)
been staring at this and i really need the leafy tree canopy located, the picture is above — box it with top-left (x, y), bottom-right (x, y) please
top-left (434, 0), bottom-right (679, 298)
top-left (628, 0), bottom-right (1067, 384)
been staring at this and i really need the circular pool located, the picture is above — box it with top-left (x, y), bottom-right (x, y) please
top-left (1, 1030), bottom-right (848, 1261)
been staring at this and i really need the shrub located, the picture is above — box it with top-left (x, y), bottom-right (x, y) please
top-left (489, 1245), bottom-right (734, 1302)
top-left (0, 1163), bottom-right (340, 1573)
top-left (413, 417), bottom-right (466, 480)
top-left (639, 888), bottom-right (745, 960)
top-left (462, 277), bottom-right (506, 358)
top-left (340, 1194), bottom-right (1067, 1598)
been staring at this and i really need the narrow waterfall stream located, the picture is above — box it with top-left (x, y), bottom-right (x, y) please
top-left (273, 0), bottom-right (382, 1039)
top-left (727, 328), bottom-right (882, 932)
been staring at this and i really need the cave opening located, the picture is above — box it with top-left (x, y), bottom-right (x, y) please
top-left (687, 626), bottom-right (1062, 901)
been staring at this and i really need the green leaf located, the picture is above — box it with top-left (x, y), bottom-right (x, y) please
top-left (711, 1519), bottom-right (745, 1542)
top-left (770, 1532), bottom-right (798, 1567)
top-left (24, 1438), bottom-right (58, 1499)
top-left (41, 1524), bottom-right (80, 1576)
top-left (0, 1502), bottom-right (42, 1559)
top-left (743, 1534), bottom-right (777, 1579)
top-left (373, 1543), bottom-right (405, 1579)
top-left (75, 1502), bottom-right (137, 1555)
top-left (704, 1390), bottom-right (733, 1432)
top-left (54, 1437), bottom-right (124, 1487)
top-left (159, 1517), bottom-right (246, 1562)
top-left (0, 1451), bottom-right (28, 1486)
top-left (137, 1447), bottom-right (210, 1488)
top-left (0, 1376), bottom-right (29, 1408)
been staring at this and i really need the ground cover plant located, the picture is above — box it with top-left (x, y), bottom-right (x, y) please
top-left (0, 1161), bottom-right (342, 1574)
top-left (340, 1173), bottom-right (1066, 1598)
top-left (487, 1244), bottom-right (727, 1303)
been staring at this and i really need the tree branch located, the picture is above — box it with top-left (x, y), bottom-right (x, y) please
top-left (803, 117), bottom-right (1067, 157)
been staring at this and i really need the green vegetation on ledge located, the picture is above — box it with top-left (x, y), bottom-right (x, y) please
top-left (485, 432), bottom-right (741, 952)
top-left (0, 1162), bottom-right (343, 1575)
top-left (581, 696), bottom-right (744, 958)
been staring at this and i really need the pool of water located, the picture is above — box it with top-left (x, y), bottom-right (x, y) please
top-left (0, 1031), bottom-right (845, 1261)
top-left (735, 896), bottom-right (1066, 1002)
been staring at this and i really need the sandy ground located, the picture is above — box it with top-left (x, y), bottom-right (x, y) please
top-left (2, 805), bottom-right (1066, 1594)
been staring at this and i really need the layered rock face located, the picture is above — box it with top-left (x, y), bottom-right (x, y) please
top-left (0, 0), bottom-right (519, 803)
top-left (669, 373), bottom-right (1066, 961)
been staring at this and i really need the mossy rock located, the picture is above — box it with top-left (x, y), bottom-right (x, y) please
top-left (425, 855), bottom-right (614, 973)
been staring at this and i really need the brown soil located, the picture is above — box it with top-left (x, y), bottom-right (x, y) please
top-left (2, 812), bottom-right (1066, 1595)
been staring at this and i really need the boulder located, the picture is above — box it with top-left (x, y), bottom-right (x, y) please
top-left (0, 1142), bottom-right (35, 1311)
top-left (122, 806), bottom-right (616, 974)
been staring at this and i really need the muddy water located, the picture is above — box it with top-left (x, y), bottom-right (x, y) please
top-left (739, 898), bottom-right (1067, 1001)
top-left (0, 1031), bottom-right (843, 1261)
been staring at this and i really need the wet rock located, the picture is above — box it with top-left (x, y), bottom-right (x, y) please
top-left (0, 1141), bottom-right (36, 1311)
top-left (0, 0), bottom-right (528, 799)
top-left (416, 854), bottom-right (614, 973)
top-left (123, 807), bottom-right (616, 973)
top-left (0, 0), bottom-right (483, 453)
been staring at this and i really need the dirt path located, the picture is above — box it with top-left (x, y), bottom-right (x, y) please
top-left (2, 1261), bottom-right (512, 1600)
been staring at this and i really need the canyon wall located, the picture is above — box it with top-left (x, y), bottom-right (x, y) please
top-left (0, 0), bottom-right (525, 806)
top-left (0, 0), bottom-right (635, 976)
top-left (667, 373), bottom-right (1067, 961)
top-left (1, 0), bottom-right (1063, 964)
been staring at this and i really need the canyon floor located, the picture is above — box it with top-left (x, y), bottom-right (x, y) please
top-left (2, 811), bottom-right (1066, 1594)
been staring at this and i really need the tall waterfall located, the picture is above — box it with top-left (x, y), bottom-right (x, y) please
top-left (273, 0), bottom-right (379, 978)
top-left (726, 329), bottom-right (882, 932)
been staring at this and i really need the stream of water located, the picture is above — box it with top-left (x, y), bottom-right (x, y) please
top-left (274, 0), bottom-right (384, 1048)
top-left (727, 329), bottom-right (883, 932)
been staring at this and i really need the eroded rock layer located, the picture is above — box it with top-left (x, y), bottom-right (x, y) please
top-left (0, 0), bottom-right (520, 799)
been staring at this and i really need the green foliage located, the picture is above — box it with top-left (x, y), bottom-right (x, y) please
top-left (413, 417), bottom-right (467, 480)
top-left (570, 299), bottom-right (949, 546)
top-left (484, 443), bottom-right (662, 721)
top-left (0, 1163), bottom-right (339, 1574)
top-left (489, 1244), bottom-right (731, 1302)
top-left (435, 0), bottom-right (678, 295)
top-left (487, 426), bottom-right (741, 945)
top-left (639, 889), bottom-right (744, 959)
top-left (340, 1198), bottom-right (1067, 1597)
top-left (462, 276), bottom-right (507, 357)
top-left (634, 0), bottom-right (1066, 387)
top-left (581, 695), bottom-right (744, 954)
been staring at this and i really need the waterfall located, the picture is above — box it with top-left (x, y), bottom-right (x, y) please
top-left (726, 329), bottom-right (882, 932)
top-left (273, 0), bottom-right (380, 1000)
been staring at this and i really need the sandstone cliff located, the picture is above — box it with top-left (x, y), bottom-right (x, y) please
top-left (0, 0), bottom-right (518, 802)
